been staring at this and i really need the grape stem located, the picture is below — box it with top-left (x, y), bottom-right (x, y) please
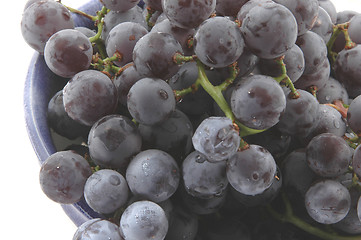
top-left (267, 192), bottom-right (361, 240)
top-left (195, 60), bottom-right (266, 137)
top-left (273, 57), bottom-right (300, 99)
top-left (327, 22), bottom-right (356, 64)
top-left (145, 6), bottom-right (156, 28)
top-left (59, 1), bottom-right (97, 21)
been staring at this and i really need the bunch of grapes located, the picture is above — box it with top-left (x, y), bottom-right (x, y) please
top-left (22, 0), bottom-right (361, 239)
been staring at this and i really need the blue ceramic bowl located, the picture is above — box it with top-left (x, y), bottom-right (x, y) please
top-left (24, 0), bottom-right (107, 227)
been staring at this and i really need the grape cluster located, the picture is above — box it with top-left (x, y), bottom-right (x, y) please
top-left (22, 0), bottom-right (361, 239)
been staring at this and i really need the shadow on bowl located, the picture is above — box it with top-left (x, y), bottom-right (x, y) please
top-left (23, 0), bottom-right (105, 227)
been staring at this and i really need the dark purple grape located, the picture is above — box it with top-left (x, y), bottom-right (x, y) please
top-left (230, 166), bottom-right (282, 207)
top-left (318, 0), bottom-right (337, 24)
top-left (106, 22), bottom-right (148, 67)
top-left (21, 0), bottom-right (74, 53)
top-left (102, 6), bottom-right (147, 40)
top-left (236, 0), bottom-right (274, 24)
top-left (73, 218), bottom-right (124, 240)
top-left (306, 133), bottom-right (352, 177)
top-left (47, 90), bottom-right (90, 140)
top-left (296, 31), bottom-right (328, 76)
top-left (138, 109), bottom-right (193, 162)
top-left (192, 117), bottom-right (240, 162)
top-left (84, 169), bottom-right (129, 214)
top-left (127, 77), bottom-right (176, 125)
top-left (88, 114), bottom-right (142, 170)
top-left (63, 70), bottom-right (118, 126)
top-left (335, 45), bottom-right (361, 98)
top-left (114, 64), bottom-right (143, 106)
top-left (316, 77), bottom-right (349, 104)
top-left (230, 74), bottom-right (286, 130)
top-left (294, 57), bottom-right (330, 91)
top-left (120, 200), bottom-right (169, 240)
top-left (305, 179), bottom-right (351, 224)
top-left (193, 16), bottom-right (244, 68)
top-left (100, 0), bottom-right (140, 12)
top-left (182, 151), bottom-right (228, 199)
top-left (349, 14), bottom-right (361, 44)
top-left (39, 150), bottom-right (92, 204)
top-left (235, 47), bottom-right (259, 78)
top-left (215, 0), bottom-right (248, 17)
top-left (126, 149), bottom-right (180, 203)
top-left (162, 0), bottom-right (216, 29)
top-left (150, 18), bottom-right (196, 55)
top-left (44, 29), bottom-right (93, 78)
top-left (353, 142), bottom-right (361, 179)
top-left (132, 32), bottom-right (183, 79)
top-left (273, 0), bottom-right (319, 36)
top-left (304, 104), bottom-right (346, 142)
top-left (348, 95), bottom-right (361, 135)
top-left (259, 44), bottom-right (305, 83)
top-left (240, 2), bottom-right (298, 59)
top-left (311, 6), bottom-right (333, 43)
top-left (226, 145), bottom-right (277, 195)
top-left (277, 89), bottom-right (320, 138)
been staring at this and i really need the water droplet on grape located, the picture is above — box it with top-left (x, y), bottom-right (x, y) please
top-left (333, 119), bottom-right (340, 129)
top-left (195, 155), bottom-right (205, 163)
top-left (159, 89), bottom-right (169, 100)
top-left (325, 95), bottom-right (331, 101)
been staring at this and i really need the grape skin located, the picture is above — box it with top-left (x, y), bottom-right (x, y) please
top-left (305, 180), bottom-right (351, 224)
top-left (230, 74), bottom-right (286, 130)
top-left (120, 200), bottom-right (169, 240)
top-left (347, 95), bottom-right (361, 135)
top-left (73, 218), bottom-right (123, 240)
top-left (39, 151), bottom-right (92, 204)
top-left (63, 70), bottom-right (118, 126)
top-left (44, 29), bottom-right (93, 78)
top-left (100, 0), bottom-right (140, 12)
top-left (192, 117), bottom-right (240, 162)
top-left (240, 2), bottom-right (298, 59)
top-left (21, 0), bottom-right (74, 53)
top-left (127, 77), bottom-right (176, 126)
top-left (126, 149), bottom-right (180, 203)
top-left (226, 144), bottom-right (277, 196)
top-left (84, 169), bottom-right (129, 214)
top-left (193, 16), bottom-right (244, 68)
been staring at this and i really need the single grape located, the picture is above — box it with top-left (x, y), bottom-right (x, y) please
top-left (352, 144), bottom-right (361, 178)
top-left (192, 117), bottom-right (240, 162)
top-left (216, 0), bottom-right (248, 18)
top-left (240, 2), bottom-right (298, 59)
top-left (73, 218), bottom-right (123, 240)
top-left (162, 0), bottom-right (216, 29)
top-left (230, 74), bottom-right (286, 130)
top-left (120, 200), bottom-right (168, 240)
top-left (305, 179), bottom-right (351, 224)
top-left (126, 149), bottom-right (180, 203)
top-left (84, 169), bottom-right (129, 214)
top-left (88, 114), bottom-right (142, 170)
top-left (44, 29), bottom-right (93, 78)
top-left (193, 16), bottom-right (244, 68)
top-left (182, 151), bottom-right (228, 199)
top-left (39, 150), bottom-right (92, 204)
top-left (127, 77), bottom-right (176, 125)
top-left (318, 0), bottom-right (337, 24)
top-left (226, 144), bottom-right (277, 196)
top-left (316, 77), bottom-right (349, 104)
top-left (306, 133), bottom-right (352, 178)
top-left (132, 32), bottom-right (184, 80)
top-left (100, 0), bottom-right (140, 12)
top-left (21, 0), bottom-right (74, 53)
top-left (63, 70), bottom-right (118, 126)
top-left (105, 22), bottom-right (148, 67)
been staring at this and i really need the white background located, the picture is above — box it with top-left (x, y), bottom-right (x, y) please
top-left (2, 0), bottom-right (361, 239)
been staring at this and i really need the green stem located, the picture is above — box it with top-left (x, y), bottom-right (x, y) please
top-left (195, 60), bottom-right (266, 137)
top-left (267, 193), bottom-right (361, 240)
top-left (216, 62), bottom-right (239, 91)
top-left (173, 52), bottom-right (196, 65)
top-left (273, 57), bottom-right (300, 99)
top-left (145, 6), bottom-right (156, 28)
top-left (327, 24), bottom-right (343, 64)
top-left (89, 19), bottom-right (104, 43)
